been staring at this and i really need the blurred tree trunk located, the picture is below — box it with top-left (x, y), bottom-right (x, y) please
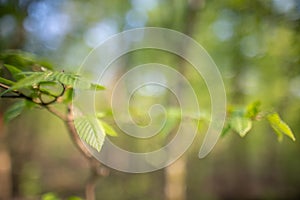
top-left (164, 1), bottom-right (203, 200)
top-left (0, 112), bottom-right (12, 200)
top-left (164, 156), bottom-right (187, 200)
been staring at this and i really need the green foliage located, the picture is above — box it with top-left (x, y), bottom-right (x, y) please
top-left (41, 193), bottom-right (60, 200)
top-left (41, 193), bottom-right (82, 200)
top-left (223, 102), bottom-right (296, 142)
top-left (230, 114), bottom-right (252, 137)
top-left (98, 119), bottom-right (118, 137)
top-left (0, 51), bottom-right (296, 154)
top-left (4, 100), bottom-right (26, 123)
top-left (267, 112), bottom-right (296, 142)
top-left (74, 115), bottom-right (105, 152)
top-left (0, 52), bottom-right (106, 152)
top-left (246, 101), bottom-right (261, 119)
top-left (0, 76), bottom-right (14, 86)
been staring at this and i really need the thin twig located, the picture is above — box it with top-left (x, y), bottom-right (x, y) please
top-left (0, 83), bottom-right (10, 90)
top-left (44, 106), bottom-right (67, 121)
top-left (1, 95), bottom-right (24, 98)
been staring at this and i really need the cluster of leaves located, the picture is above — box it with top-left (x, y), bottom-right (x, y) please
top-left (41, 192), bottom-right (82, 200)
top-left (222, 101), bottom-right (296, 142)
top-left (0, 51), bottom-right (116, 152)
top-left (0, 51), bottom-right (296, 154)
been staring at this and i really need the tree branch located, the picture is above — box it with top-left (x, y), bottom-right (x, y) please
top-left (44, 106), bottom-right (67, 121)
top-left (65, 105), bottom-right (109, 200)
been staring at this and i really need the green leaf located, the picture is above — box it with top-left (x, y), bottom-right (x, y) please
top-left (74, 115), bottom-right (105, 152)
top-left (230, 116), bottom-right (252, 137)
top-left (67, 196), bottom-right (82, 200)
top-left (62, 88), bottom-right (74, 103)
top-left (48, 71), bottom-right (79, 87)
top-left (90, 83), bottom-right (105, 90)
top-left (47, 71), bottom-right (105, 90)
top-left (267, 112), bottom-right (296, 142)
top-left (98, 120), bottom-right (118, 136)
top-left (221, 123), bottom-right (231, 137)
top-left (0, 77), bottom-right (15, 86)
top-left (39, 81), bottom-right (64, 97)
top-left (4, 100), bottom-right (26, 123)
top-left (41, 193), bottom-right (61, 200)
top-left (246, 100), bottom-right (261, 119)
top-left (4, 64), bottom-right (26, 80)
top-left (0, 71), bottom-right (52, 96)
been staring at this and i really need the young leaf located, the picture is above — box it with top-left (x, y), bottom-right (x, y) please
top-left (62, 88), bottom-right (74, 103)
top-left (47, 71), bottom-right (105, 90)
top-left (39, 81), bottom-right (64, 97)
top-left (230, 116), bottom-right (252, 137)
top-left (74, 115), bottom-right (105, 152)
top-left (246, 100), bottom-right (261, 119)
top-left (267, 112), bottom-right (296, 142)
top-left (221, 123), bottom-right (231, 137)
top-left (48, 71), bottom-right (79, 87)
top-left (41, 192), bottom-right (61, 200)
top-left (98, 120), bottom-right (118, 136)
top-left (90, 83), bottom-right (105, 90)
top-left (4, 100), bottom-right (26, 123)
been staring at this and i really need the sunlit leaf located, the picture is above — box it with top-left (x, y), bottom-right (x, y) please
top-left (267, 112), bottom-right (296, 142)
top-left (230, 116), bottom-right (252, 137)
top-left (48, 71), bottom-right (79, 87)
top-left (90, 83), bottom-right (105, 90)
top-left (41, 192), bottom-right (61, 200)
top-left (39, 81), bottom-right (64, 97)
top-left (74, 115), bottom-right (105, 152)
top-left (246, 100), bottom-right (261, 119)
top-left (67, 196), bottom-right (82, 200)
top-left (62, 88), bottom-right (74, 103)
top-left (98, 120), bottom-right (118, 136)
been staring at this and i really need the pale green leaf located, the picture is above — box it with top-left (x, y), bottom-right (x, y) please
top-left (68, 196), bottom-right (82, 200)
top-left (47, 71), bottom-right (105, 90)
top-left (267, 112), bottom-right (296, 142)
top-left (39, 81), bottom-right (64, 97)
top-left (74, 115), bottom-right (105, 152)
top-left (98, 120), bottom-right (118, 136)
top-left (48, 71), bottom-right (79, 87)
top-left (230, 116), bottom-right (252, 137)
top-left (41, 193), bottom-right (60, 200)
top-left (246, 100), bottom-right (261, 119)
top-left (90, 83), bottom-right (105, 90)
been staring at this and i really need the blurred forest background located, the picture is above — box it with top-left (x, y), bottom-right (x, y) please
top-left (1, 0), bottom-right (300, 199)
